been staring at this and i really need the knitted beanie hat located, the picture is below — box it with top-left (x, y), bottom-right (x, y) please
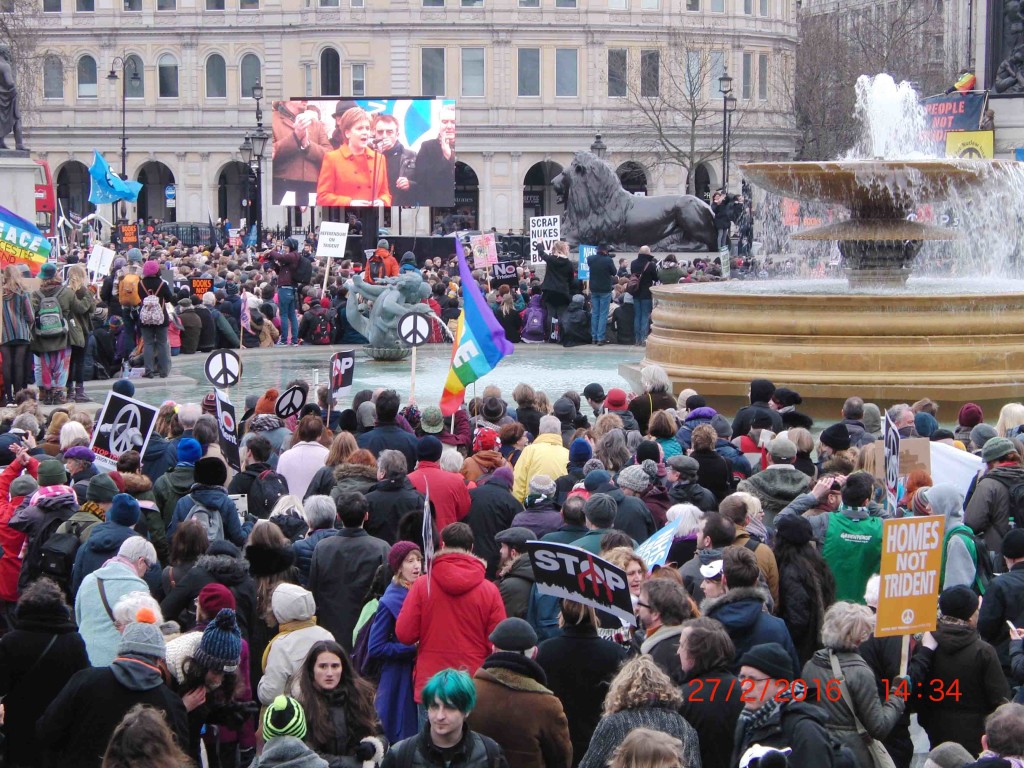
top-left (617, 463), bottom-right (652, 493)
top-left (36, 460), bottom-right (67, 487)
top-left (108, 493), bottom-right (141, 526)
top-left (87, 473), bottom-right (120, 504)
top-left (194, 456), bottom-right (228, 487)
top-left (118, 607), bottom-right (166, 659)
top-left (198, 583), bottom-right (236, 618)
top-left (9, 474), bottom-right (37, 499)
top-left (176, 437), bottom-right (203, 465)
top-left (569, 438), bottom-right (592, 465)
top-left (111, 378), bottom-right (136, 398)
top-left (194, 608), bottom-right (242, 672)
top-left (528, 474), bottom-right (556, 497)
top-left (388, 541), bottom-right (422, 574)
top-left (263, 695), bottom-right (307, 741)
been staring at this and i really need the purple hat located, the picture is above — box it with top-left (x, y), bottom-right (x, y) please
top-left (489, 466), bottom-right (515, 488)
top-left (388, 541), bottom-right (422, 574)
top-left (64, 446), bottom-right (96, 462)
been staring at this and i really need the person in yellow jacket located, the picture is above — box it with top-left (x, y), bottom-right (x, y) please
top-left (512, 415), bottom-right (570, 503)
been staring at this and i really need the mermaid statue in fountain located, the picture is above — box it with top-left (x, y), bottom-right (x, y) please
top-left (346, 270), bottom-right (433, 351)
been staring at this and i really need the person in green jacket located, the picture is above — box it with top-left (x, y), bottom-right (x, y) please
top-left (154, 437), bottom-right (202, 531)
top-left (30, 262), bottom-right (80, 405)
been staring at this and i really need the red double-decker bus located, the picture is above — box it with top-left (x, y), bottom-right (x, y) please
top-left (33, 159), bottom-right (56, 239)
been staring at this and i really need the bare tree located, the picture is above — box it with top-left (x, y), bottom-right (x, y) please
top-left (611, 34), bottom-right (744, 195)
top-left (0, 0), bottom-right (46, 117)
top-left (793, 0), bottom-right (948, 160)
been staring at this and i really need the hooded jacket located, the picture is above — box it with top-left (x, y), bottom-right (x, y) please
top-left (965, 465), bottom-right (1024, 561)
top-left (75, 558), bottom-right (150, 666)
top-left (737, 464), bottom-right (812, 525)
top-left (461, 451), bottom-right (509, 485)
top-left (730, 697), bottom-right (835, 768)
top-left (258, 584), bottom-right (335, 705)
top-left (605, 488), bottom-right (656, 544)
top-left (365, 477), bottom-right (425, 545)
top-left (293, 528), bottom-right (338, 586)
top-left (701, 586), bottom-right (800, 677)
top-left (330, 462), bottom-right (380, 499)
top-left (497, 553), bottom-right (536, 619)
top-left (466, 479), bottom-right (524, 580)
top-left (160, 552), bottom-right (258, 637)
top-left (513, 434), bottom-right (570, 503)
top-left (169, 484), bottom-right (246, 547)
top-left (71, 518), bottom-right (140, 594)
top-left (370, 581), bottom-right (419, 744)
top-left (639, 624), bottom-right (685, 684)
top-left (513, 498), bottom-right (563, 540)
top-left (914, 619), bottom-right (1010, 755)
top-left (667, 480), bottom-right (717, 513)
top-left (675, 407), bottom-right (717, 450)
top-left (408, 460), bottom-right (472, 531)
top-left (467, 652), bottom-right (572, 768)
top-left (10, 489), bottom-right (78, 593)
top-left (559, 296), bottom-right (592, 348)
top-left (253, 736), bottom-right (330, 768)
top-left (395, 549), bottom-right (507, 701)
top-left (38, 660), bottom-right (189, 768)
top-left (154, 463), bottom-right (196, 527)
top-left (0, 459), bottom-right (33, 602)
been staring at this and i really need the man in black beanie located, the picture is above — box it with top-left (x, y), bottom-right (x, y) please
top-left (731, 379), bottom-right (783, 439)
top-left (979, 528), bottom-right (1024, 675)
top-left (732, 642), bottom-right (834, 768)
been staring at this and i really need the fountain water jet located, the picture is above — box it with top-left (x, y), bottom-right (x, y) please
top-left (624, 74), bottom-right (1024, 415)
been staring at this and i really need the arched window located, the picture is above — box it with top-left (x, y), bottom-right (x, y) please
top-left (240, 54), bottom-right (261, 99)
top-left (125, 54), bottom-right (144, 98)
top-left (77, 55), bottom-right (97, 98)
top-left (158, 53), bottom-right (178, 98)
top-left (320, 48), bottom-right (341, 96)
top-left (206, 54), bottom-right (226, 98)
top-left (43, 56), bottom-right (64, 99)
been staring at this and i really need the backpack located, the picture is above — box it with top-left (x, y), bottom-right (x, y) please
top-left (942, 524), bottom-right (995, 595)
top-left (523, 305), bottom-right (545, 336)
top-left (139, 285), bottom-right (165, 326)
top-left (987, 472), bottom-right (1024, 530)
top-left (248, 469), bottom-right (289, 519)
top-left (292, 254), bottom-right (313, 286)
top-left (117, 273), bottom-right (142, 307)
top-left (626, 262), bottom-right (651, 295)
top-left (35, 289), bottom-right (69, 338)
top-left (351, 602), bottom-right (383, 683)
top-left (367, 257), bottom-right (384, 282)
top-left (310, 312), bottom-right (332, 345)
top-left (38, 529), bottom-right (81, 594)
top-left (183, 495), bottom-right (225, 541)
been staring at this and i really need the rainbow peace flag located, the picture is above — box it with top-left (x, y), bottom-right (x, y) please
top-left (0, 205), bottom-right (51, 275)
top-left (440, 240), bottom-right (514, 416)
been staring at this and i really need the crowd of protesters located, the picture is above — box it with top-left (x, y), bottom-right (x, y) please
top-left (0, 353), bottom-right (1023, 768)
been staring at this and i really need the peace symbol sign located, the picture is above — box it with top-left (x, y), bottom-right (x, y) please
top-left (397, 312), bottom-right (432, 348)
top-left (205, 349), bottom-right (243, 388)
top-left (109, 404), bottom-right (144, 455)
top-left (275, 385), bottom-right (307, 419)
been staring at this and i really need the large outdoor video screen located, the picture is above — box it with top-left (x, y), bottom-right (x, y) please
top-left (270, 97), bottom-right (457, 209)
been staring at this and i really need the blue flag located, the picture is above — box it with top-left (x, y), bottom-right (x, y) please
top-left (88, 151), bottom-right (142, 205)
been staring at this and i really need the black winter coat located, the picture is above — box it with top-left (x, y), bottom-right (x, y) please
top-left (515, 406), bottom-right (544, 440)
top-left (731, 699), bottom-right (834, 768)
top-left (859, 634), bottom-right (914, 768)
top-left (667, 481), bottom-right (717, 514)
top-left (194, 305), bottom-right (217, 352)
top-left (293, 528), bottom-right (337, 587)
top-left (691, 448), bottom-right (733, 503)
top-left (606, 488), bottom-right (656, 544)
top-left (535, 625), bottom-right (628, 767)
top-left (628, 255), bottom-right (657, 301)
top-left (777, 559), bottom-right (830, 666)
top-left (678, 669), bottom-right (744, 768)
top-left (364, 477), bottom-right (425, 544)
top-left (914, 620), bottom-right (1011, 756)
top-left (540, 256), bottom-right (574, 305)
top-left (0, 609), bottom-right (90, 767)
top-left (609, 304), bottom-right (634, 345)
top-left (978, 562), bottom-right (1024, 675)
top-left (465, 481), bottom-right (523, 580)
top-left (160, 553), bottom-right (258, 639)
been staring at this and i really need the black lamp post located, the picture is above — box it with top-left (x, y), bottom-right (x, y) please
top-left (719, 69), bottom-right (734, 191)
top-left (239, 81), bottom-right (268, 247)
top-left (590, 133), bottom-right (607, 159)
top-left (106, 55), bottom-right (141, 230)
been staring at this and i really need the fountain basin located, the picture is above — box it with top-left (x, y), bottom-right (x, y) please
top-left (626, 280), bottom-right (1024, 417)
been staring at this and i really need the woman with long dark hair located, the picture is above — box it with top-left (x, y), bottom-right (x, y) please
top-left (773, 513), bottom-right (835, 665)
top-left (1, 264), bottom-right (33, 405)
top-left (294, 640), bottom-right (386, 767)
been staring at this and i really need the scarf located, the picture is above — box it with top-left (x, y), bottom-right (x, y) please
top-left (79, 500), bottom-right (107, 522)
top-left (746, 516), bottom-right (769, 542)
top-left (262, 617), bottom-right (319, 670)
top-left (977, 753), bottom-right (1024, 768)
top-left (739, 696), bottom-right (779, 738)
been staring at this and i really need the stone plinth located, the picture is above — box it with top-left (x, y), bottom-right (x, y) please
top-left (621, 281), bottom-right (1024, 418)
top-left (0, 152), bottom-right (39, 224)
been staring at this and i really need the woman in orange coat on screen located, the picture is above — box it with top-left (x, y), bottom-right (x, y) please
top-left (316, 107), bottom-right (392, 207)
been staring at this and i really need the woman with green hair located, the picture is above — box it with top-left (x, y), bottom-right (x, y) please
top-left (382, 669), bottom-right (509, 768)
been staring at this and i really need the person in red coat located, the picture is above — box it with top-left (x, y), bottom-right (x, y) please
top-left (408, 436), bottom-right (471, 530)
top-left (316, 107), bottom-right (391, 208)
top-left (0, 447), bottom-right (37, 620)
top-left (395, 522), bottom-right (507, 705)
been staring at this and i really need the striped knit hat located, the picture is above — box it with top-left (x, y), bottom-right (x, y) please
top-left (262, 695), bottom-right (307, 741)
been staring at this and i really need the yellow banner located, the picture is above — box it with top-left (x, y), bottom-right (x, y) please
top-left (945, 130), bottom-right (994, 159)
top-left (876, 517), bottom-right (945, 637)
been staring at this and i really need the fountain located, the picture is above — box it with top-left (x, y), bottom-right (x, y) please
top-left (626, 74), bottom-right (1024, 416)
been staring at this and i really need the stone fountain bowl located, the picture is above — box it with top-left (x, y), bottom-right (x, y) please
top-left (741, 160), bottom-right (1017, 214)
top-left (363, 346), bottom-right (412, 361)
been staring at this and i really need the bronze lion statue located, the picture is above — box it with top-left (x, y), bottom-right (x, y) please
top-left (552, 151), bottom-right (718, 252)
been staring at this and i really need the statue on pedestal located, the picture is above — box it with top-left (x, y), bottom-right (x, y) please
top-left (0, 45), bottom-right (25, 151)
top-left (345, 271), bottom-right (433, 353)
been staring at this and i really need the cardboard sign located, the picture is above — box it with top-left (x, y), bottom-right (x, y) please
top-left (578, 244), bottom-right (595, 281)
top-left (117, 223), bottom-right (139, 246)
top-left (192, 278), bottom-right (213, 298)
top-left (330, 350), bottom-right (356, 400)
top-left (526, 541), bottom-right (636, 625)
top-left (863, 437), bottom-right (931, 483)
top-left (90, 390), bottom-right (159, 472)
top-left (876, 517), bottom-right (945, 637)
top-left (87, 243), bottom-right (115, 278)
top-left (214, 388), bottom-right (241, 472)
top-left (491, 261), bottom-right (518, 289)
top-left (529, 215), bottom-right (560, 264)
top-left (275, 385), bottom-right (308, 419)
top-left (316, 222), bottom-right (350, 260)
top-left (469, 233), bottom-right (498, 268)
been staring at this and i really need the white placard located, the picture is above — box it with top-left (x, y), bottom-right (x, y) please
top-left (529, 215), bottom-right (560, 264)
top-left (87, 243), bottom-right (115, 278)
top-left (316, 222), bottom-right (350, 260)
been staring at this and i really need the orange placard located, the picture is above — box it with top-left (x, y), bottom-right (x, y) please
top-left (191, 278), bottom-right (213, 298)
top-left (118, 223), bottom-right (139, 246)
top-left (876, 517), bottom-right (945, 637)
